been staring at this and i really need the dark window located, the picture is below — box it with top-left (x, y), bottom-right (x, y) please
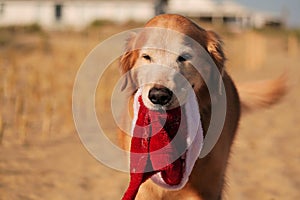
top-left (0, 2), bottom-right (5, 16)
top-left (265, 20), bottom-right (282, 28)
top-left (224, 16), bottom-right (237, 23)
top-left (199, 16), bottom-right (213, 23)
top-left (54, 4), bottom-right (63, 21)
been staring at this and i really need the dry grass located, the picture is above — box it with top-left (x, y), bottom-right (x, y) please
top-left (0, 24), bottom-right (299, 199)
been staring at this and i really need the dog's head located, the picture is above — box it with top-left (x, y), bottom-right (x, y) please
top-left (120, 14), bottom-right (225, 110)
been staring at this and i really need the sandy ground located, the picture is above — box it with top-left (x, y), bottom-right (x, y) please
top-left (0, 25), bottom-right (299, 200)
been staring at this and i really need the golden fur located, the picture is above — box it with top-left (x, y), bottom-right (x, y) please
top-left (119, 14), bottom-right (286, 200)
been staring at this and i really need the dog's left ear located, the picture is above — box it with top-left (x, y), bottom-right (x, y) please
top-left (206, 30), bottom-right (226, 70)
top-left (206, 30), bottom-right (226, 95)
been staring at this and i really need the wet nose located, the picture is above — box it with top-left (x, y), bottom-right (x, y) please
top-left (148, 86), bottom-right (173, 106)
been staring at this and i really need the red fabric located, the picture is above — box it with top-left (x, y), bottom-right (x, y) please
top-left (122, 96), bottom-right (187, 200)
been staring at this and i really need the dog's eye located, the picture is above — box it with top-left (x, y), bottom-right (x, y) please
top-left (142, 54), bottom-right (151, 61)
top-left (177, 53), bottom-right (192, 63)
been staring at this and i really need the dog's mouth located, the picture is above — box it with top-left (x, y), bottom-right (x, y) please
top-left (122, 89), bottom-right (203, 199)
top-left (150, 143), bottom-right (199, 190)
top-left (159, 152), bottom-right (187, 185)
top-left (130, 89), bottom-right (204, 190)
top-left (139, 103), bottom-right (187, 184)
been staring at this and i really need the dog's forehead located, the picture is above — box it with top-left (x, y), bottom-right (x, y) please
top-left (139, 29), bottom-right (187, 52)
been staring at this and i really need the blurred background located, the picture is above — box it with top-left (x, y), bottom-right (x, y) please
top-left (0, 0), bottom-right (299, 199)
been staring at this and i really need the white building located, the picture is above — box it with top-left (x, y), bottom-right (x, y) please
top-left (0, 0), bottom-right (283, 29)
top-left (0, 0), bottom-right (154, 29)
top-left (168, 0), bottom-right (282, 28)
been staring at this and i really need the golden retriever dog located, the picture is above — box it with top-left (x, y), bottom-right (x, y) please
top-left (119, 14), bottom-right (286, 200)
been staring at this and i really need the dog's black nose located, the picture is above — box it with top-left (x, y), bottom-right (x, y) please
top-left (148, 86), bottom-right (173, 106)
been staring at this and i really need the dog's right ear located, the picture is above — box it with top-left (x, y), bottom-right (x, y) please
top-left (120, 32), bottom-right (138, 91)
top-left (120, 32), bottom-right (137, 73)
